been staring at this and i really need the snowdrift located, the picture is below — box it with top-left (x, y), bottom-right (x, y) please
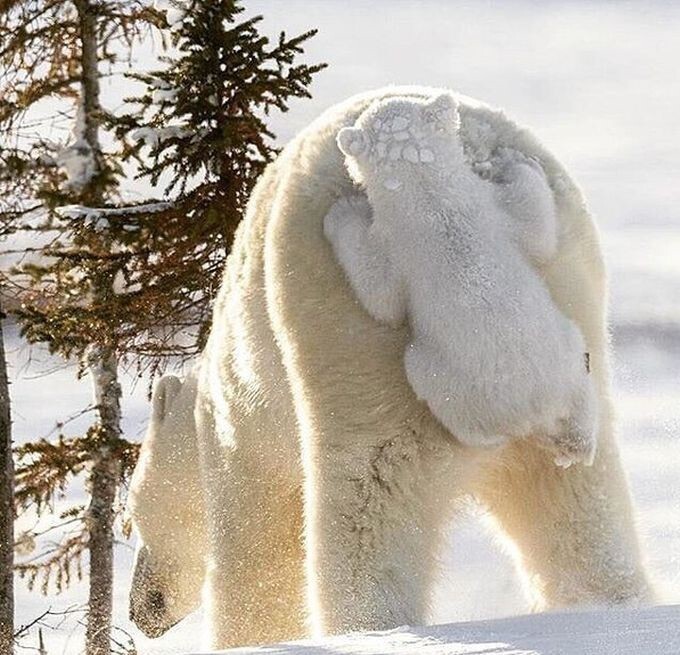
top-left (201, 605), bottom-right (680, 655)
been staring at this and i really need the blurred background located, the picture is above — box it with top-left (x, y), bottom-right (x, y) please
top-left (10, 1), bottom-right (680, 652)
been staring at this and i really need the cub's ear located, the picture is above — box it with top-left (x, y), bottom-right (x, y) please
top-left (426, 92), bottom-right (460, 130)
top-left (337, 127), bottom-right (367, 158)
top-left (151, 375), bottom-right (182, 424)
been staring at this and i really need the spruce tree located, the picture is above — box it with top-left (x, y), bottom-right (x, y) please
top-left (113, 0), bottom-right (327, 352)
top-left (0, 2), bottom-right (160, 654)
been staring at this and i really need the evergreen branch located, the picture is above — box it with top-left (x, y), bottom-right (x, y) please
top-left (15, 530), bottom-right (88, 594)
top-left (0, 20), bottom-right (78, 60)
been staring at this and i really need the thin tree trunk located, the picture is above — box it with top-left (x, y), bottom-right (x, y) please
top-left (74, 0), bottom-right (103, 177)
top-left (85, 346), bottom-right (121, 655)
top-left (0, 301), bottom-right (14, 655)
top-left (75, 3), bottom-right (122, 654)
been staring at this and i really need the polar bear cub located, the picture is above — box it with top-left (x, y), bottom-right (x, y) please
top-left (324, 92), bottom-right (597, 466)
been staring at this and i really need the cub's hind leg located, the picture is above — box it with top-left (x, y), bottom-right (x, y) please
top-left (403, 340), bottom-right (506, 448)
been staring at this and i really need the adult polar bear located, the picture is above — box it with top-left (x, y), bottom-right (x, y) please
top-left (128, 86), bottom-right (653, 649)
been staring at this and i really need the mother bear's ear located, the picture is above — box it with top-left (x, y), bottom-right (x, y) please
top-left (337, 126), bottom-right (367, 158)
top-left (150, 375), bottom-right (183, 424)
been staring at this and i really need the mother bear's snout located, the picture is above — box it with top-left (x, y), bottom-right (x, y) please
top-left (129, 545), bottom-right (179, 638)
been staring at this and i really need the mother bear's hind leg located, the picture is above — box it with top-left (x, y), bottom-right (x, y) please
top-left (473, 432), bottom-right (654, 609)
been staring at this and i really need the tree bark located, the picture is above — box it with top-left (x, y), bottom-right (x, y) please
top-left (74, 0), bottom-right (103, 161)
top-left (0, 301), bottom-right (14, 655)
top-left (75, 2), bottom-right (122, 654)
top-left (85, 346), bottom-right (121, 655)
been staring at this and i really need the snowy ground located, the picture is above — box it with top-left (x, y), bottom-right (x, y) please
top-left (207, 604), bottom-right (680, 655)
top-left (11, 1), bottom-right (680, 653)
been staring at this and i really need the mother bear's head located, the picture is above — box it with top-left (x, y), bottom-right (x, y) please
top-left (127, 372), bottom-right (207, 637)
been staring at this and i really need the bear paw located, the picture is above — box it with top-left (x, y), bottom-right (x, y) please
top-left (323, 194), bottom-right (372, 243)
top-left (489, 147), bottom-right (545, 184)
top-left (540, 419), bottom-right (597, 469)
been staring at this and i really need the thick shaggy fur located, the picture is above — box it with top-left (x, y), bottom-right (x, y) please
top-left (325, 93), bottom-right (597, 465)
top-left (128, 87), bottom-right (653, 649)
top-left (128, 371), bottom-right (206, 636)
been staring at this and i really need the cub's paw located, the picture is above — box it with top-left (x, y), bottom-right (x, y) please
top-left (323, 194), bottom-right (372, 243)
top-left (541, 418), bottom-right (597, 469)
top-left (489, 147), bottom-right (545, 184)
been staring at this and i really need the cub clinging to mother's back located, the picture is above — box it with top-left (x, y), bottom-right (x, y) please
top-left (324, 92), bottom-right (597, 466)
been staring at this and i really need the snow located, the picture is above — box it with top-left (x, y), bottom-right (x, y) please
top-left (11, 1), bottom-right (680, 653)
top-left (57, 202), bottom-right (171, 220)
top-left (57, 146), bottom-right (95, 193)
top-left (131, 125), bottom-right (190, 148)
top-left (166, 1), bottom-right (186, 29)
top-left (56, 102), bottom-right (97, 192)
top-left (152, 88), bottom-right (178, 104)
top-left (205, 604), bottom-right (680, 655)
top-left (55, 202), bottom-right (170, 235)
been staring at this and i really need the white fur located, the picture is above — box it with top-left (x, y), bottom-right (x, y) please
top-left (127, 371), bottom-right (207, 637)
top-left (325, 93), bottom-right (597, 466)
top-left (128, 87), bottom-right (654, 650)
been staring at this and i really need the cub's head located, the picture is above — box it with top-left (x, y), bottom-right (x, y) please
top-left (337, 92), bottom-right (462, 191)
top-left (128, 373), bottom-right (207, 638)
